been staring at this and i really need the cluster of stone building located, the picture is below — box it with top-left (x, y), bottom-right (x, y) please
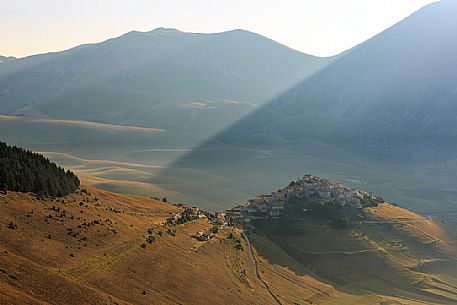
top-left (173, 204), bottom-right (227, 225)
top-left (172, 205), bottom-right (232, 241)
top-left (166, 173), bottom-right (382, 229)
top-left (224, 174), bottom-right (380, 222)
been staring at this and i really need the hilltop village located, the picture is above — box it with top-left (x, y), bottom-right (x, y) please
top-left (173, 174), bottom-right (384, 232)
top-left (224, 174), bottom-right (384, 223)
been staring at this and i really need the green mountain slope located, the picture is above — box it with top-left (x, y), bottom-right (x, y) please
top-left (0, 28), bottom-right (329, 135)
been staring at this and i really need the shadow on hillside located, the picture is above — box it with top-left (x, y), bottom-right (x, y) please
top-left (149, 29), bottom-right (457, 213)
top-left (148, 51), bottom-right (358, 210)
top-left (148, 51), bottom-right (435, 212)
top-left (247, 227), bottom-right (457, 304)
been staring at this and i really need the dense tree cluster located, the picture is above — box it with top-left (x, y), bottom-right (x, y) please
top-left (0, 142), bottom-right (80, 196)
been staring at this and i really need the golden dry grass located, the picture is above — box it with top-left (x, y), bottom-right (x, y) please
top-left (0, 115), bottom-right (164, 133)
top-left (1, 189), bottom-right (457, 305)
top-left (248, 203), bottom-right (457, 304)
top-left (0, 188), bottom-right (280, 304)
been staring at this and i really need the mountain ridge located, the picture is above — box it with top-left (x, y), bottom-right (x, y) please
top-left (270, 0), bottom-right (457, 136)
top-left (0, 27), bottom-right (330, 135)
top-left (0, 55), bottom-right (16, 64)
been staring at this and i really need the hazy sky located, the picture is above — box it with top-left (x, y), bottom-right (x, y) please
top-left (1, 0), bottom-right (437, 58)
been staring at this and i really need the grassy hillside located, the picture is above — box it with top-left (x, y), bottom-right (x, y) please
top-left (0, 188), bottom-right (270, 304)
top-left (249, 203), bottom-right (457, 304)
top-left (1, 188), bottom-right (456, 304)
top-left (0, 188), bottom-right (326, 304)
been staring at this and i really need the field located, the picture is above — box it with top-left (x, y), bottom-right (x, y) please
top-left (3, 114), bottom-right (457, 213)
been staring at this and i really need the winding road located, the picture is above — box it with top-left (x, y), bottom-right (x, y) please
top-left (240, 230), bottom-right (282, 305)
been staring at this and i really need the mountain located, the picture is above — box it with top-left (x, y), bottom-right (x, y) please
top-left (148, 1), bottom-right (457, 212)
top-left (0, 55), bottom-right (16, 64)
top-left (0, 28), bottom-right (329, 135)
top-left (220, 0), bottom-right (457, 149)
top-left (270, 0), bottom-right (457, 138)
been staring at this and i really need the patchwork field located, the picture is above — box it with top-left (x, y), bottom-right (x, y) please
top-left (3, 115), bottom-right (457, 214)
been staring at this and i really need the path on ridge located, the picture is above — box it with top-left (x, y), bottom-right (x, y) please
top-left (240, 230), bottom-right (282, 305)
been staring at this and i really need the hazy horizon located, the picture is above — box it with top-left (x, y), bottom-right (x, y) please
top-left (1, 0), bottom-right (436, 58)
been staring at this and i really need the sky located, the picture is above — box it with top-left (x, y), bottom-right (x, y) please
top-left (0, 0), bottom-right (437, 58)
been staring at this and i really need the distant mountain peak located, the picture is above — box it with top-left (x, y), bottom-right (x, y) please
top-left (0, 55), bottom-right (16, 64)
top-left (121, 27), bottom-right (184, 38)
top-left (222, 28), bottom-right (252, 34)
top-left (150, 27), bottom-right (182, 34)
